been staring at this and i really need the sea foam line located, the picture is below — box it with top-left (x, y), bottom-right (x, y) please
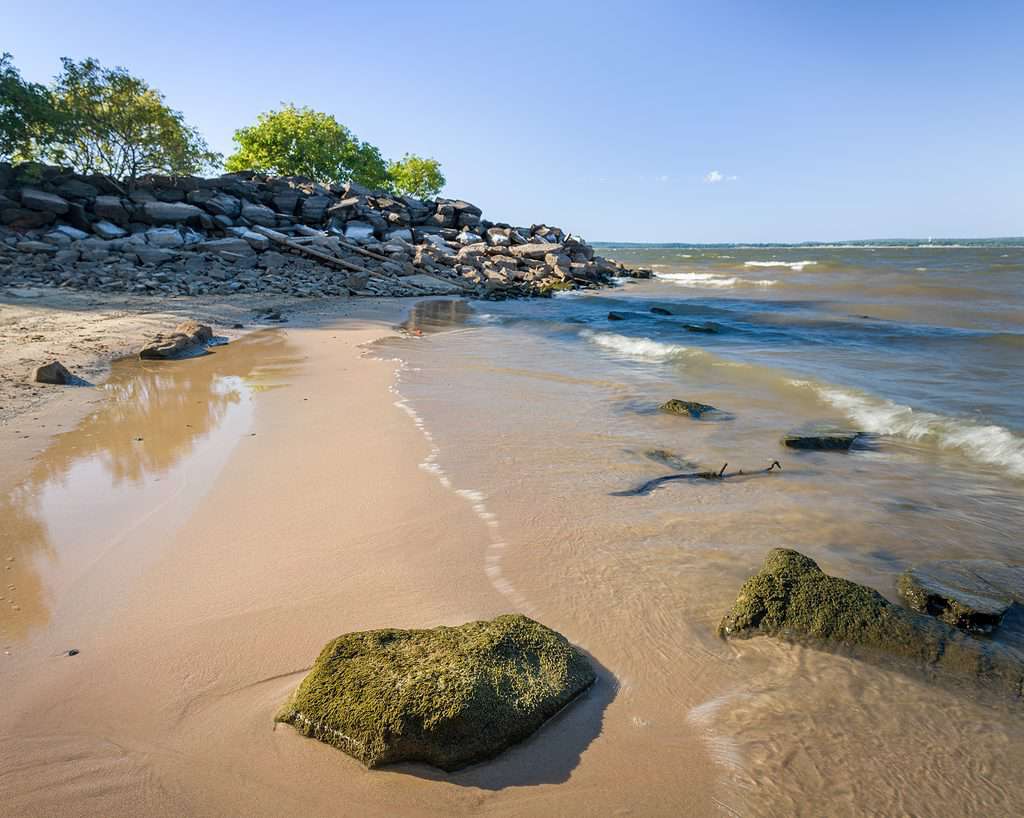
top-left (743, 260), bottom-right (816, 271)
top-left (791, 380), bottom-right (1024, 478)
top-left (388, 358), bottom-right (534, 612)
top-left (656, 271), bottom-right (776, 288)
top-left (579, 329), bottom-right (695, 361)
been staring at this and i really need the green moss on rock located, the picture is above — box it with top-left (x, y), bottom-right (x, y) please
top-left (276, 614), bottom-right (596, 770)
top-left (659, 399), bottom-right (717, 418)
top-left (719, 549), bottom-right (1024, 697)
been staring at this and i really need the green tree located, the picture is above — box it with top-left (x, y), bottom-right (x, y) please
top-left (26, 57), bottom-right (219, 186)
top-left (225, 104), bottom-right (391, 189)
top-left (387, 153), bottom-right (445, 199)
top-left (0, 53), bottom-right (59, 161)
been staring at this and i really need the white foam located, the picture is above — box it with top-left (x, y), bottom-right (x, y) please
top-left (580, 329), bottom-right (692, 361)
top-left (656, 271), bottom-right (776, 288)
top-left (795, 382), bottom-right (1024, 478)
top-left (744, 260), bottom-right (817, 271)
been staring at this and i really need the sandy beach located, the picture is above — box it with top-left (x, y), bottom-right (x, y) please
top-left (0, 294), bottom-right (715, 817)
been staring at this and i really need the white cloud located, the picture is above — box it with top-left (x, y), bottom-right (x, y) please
top-left (657, 174), bottom-right (670, 183)
top-left (704, 170), bottom-right (738, 184)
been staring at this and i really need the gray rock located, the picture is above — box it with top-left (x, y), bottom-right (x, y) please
top-left (240, 201), bottom-right (277, 227)
top-left (93, 195), bottom-right (130, 223)
top-left (659, 399), bottom-right (718, 418)
top-left (301, 195), bottom-right (333, 223)
top-left (21, 188), bottom-right (70, 214)
top-left (17, 240), bottom-right (57, 254)
top-left (34, 360), bottom-right (74, 384)
top-left (345, 221), bottom-right (375, 240)
top-left (145, 227), bottom-right (185, 248)
top-left (135, 247), bottom-right (178, 266)
top-left (142, 201), bottom-right (204, 224)
top-left (240, 230), bottom-right (270, 251)
top-left (54, 224), bottom-right (90, 241)
top-left (139, 319), bottom-right (215, 359)
top-left (196, 237), bottom-right (254, 256)
top-left (403, 274), bottom-right (466, 294)
top-left (510, 242), bottom-right (561, 260)
top-left (898, 560), bottom-right (1024, 633)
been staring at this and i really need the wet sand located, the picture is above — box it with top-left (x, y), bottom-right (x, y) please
top-left (0, 300), bottom-right (716, 817)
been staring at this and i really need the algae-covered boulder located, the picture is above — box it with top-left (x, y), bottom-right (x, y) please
top-left (719, 549), bottom-right (1024, 696)
top-left (898, 560), bottom-right (1024, 633)
top-left (277, 614), bottom-right (596, 770)
top-left (782, 427), bottom-right (861, 450)
top-left (659, 399), bottom-right (718, 418)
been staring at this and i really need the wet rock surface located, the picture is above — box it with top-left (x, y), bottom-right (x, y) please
top-left (33, 360), bottom-right (74, 384)
top-left (276, 614), bottom-right (596, 771)
top-left (719, 549), bottom-right (1024, 697)
top-left (898, 560), bottom-right (1024, 633)
top-left (659, 399), bottom-right (719, 418)
top-left (783, 427), bottom-right (862, 450)
top-left (139, 319), bottom-right (215, 359)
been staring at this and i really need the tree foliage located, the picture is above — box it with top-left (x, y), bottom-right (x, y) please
top-left (225, 104), bottom-right (391, 189)
top-left (387, 153), bottom-right (446, 198)
top-left (41, 58), bottom-right (220, 184)
top-left (0, 53), bottom-right (58, 161)
top-left (3, 55), bottom-right (218, 185)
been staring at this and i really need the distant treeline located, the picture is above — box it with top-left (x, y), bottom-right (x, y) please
top-left (0, 54), bottom-right (445, 197)
top-left (591, 239), bottom-right (1024, 249)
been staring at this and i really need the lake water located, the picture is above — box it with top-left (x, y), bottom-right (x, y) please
top-left (381, 243), bottom-right (1024, 816)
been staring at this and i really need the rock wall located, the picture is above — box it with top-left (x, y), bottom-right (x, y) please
top-left (0, 163), bottom-right (648, 299)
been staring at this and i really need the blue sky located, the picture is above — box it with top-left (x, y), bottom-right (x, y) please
top-left (4, 0), bottom-right (1022, 242)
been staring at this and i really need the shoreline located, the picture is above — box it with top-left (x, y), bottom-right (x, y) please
top-left (1, 294), bottom-right (717, 816)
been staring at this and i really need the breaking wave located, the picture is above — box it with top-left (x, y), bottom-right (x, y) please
top-left (744, 260), bottom-right (817, 271)
top-left (656, 271), bottom-right (776, 288)
top-left (793, 381), bottom-right (1024, 478)
top-left (580, 330), bottom-right (693, 361)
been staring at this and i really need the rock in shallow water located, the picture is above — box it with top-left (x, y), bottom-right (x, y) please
top-left (719, 549), bottom-right (1024, 696)
top-left (783, 428), bottom-right (861, 450)
top-left (898, 560), bottom-right (1024, 633)
top-left (276, 614), bottom-right (596, 770)
top-left (34, 360), bottom-right (74, 385)
top-left (139, 320), bottom-right (215, 359)
top-left (659, 399), bottom-right (718, 418)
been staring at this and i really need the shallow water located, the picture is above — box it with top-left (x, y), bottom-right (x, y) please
top-left (383, 245), bottom-right (1024, 816)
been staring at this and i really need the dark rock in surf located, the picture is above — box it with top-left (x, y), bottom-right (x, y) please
top-left (139, 319), bottom-right (215, 359)
top-left (643, 449), bottom-right (696, 470)
top-left (659, 399), bottom-right (718, 419)
top-left (898, 560), bottom-right (1024, 634)
top-left (275, 614), bottom-right (595, 771)
top-left (33, 360), bottom-right (74, 385)
top-left (650, 306), bottom-right (673, 316)
top-left (719, 549), bottom-right (1024, 696)
top-left (783, 428), bottom-right (861, 450)
top-left (683, 322), bottom-right (720, 334)
top-left (607, 311), bottom-right (628, 321)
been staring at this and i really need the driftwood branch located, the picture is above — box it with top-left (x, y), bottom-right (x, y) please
top-left (251, 225), bottom-right (371, 275)
top-left (612, 461), bottom-right (782, 497)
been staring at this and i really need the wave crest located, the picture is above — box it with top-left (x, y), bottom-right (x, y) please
top-left (744, 260), bottom-right (817, 271)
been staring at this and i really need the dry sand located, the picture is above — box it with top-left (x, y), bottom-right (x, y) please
top-left (0, 293), bottom-right (715, 816)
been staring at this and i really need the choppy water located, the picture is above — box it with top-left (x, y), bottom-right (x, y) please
top-left (381, 245), bottom-right (1024, 816)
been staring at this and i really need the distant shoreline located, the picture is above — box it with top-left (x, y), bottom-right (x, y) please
top-left (593, 237), bottom-right (1024, 249)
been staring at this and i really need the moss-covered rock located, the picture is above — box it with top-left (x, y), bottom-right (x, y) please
top-left (898, 559), bottom-right (1024, 633)
top-left (719, 549), bottom-right (1024, 696)
top-left (659, 398), bottom-right (718, 418)
top-left (276, 614), bottom-right (596, 770)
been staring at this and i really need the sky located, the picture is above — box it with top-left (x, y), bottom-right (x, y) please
top-left (4, 0), bottom-right (1022, 242)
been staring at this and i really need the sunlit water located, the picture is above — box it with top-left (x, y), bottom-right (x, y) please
top-left (380, 245), bottom-right (1024, 816)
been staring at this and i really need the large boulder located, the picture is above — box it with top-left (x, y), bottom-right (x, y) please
top-left (719, 549), bottom-right (1024, 695)
top-left (240, 201), bottom-right (277, 227)
top-left (139, 320), bottom-right (215, 359)
top-left (142, 200), bottom-right (204, 224)
top-left (21, 188), bottom-right (70, 214)
top-left (898, 560), bottom-right (1024, 633)
top-left (276, 614), bottom-right (595, 770)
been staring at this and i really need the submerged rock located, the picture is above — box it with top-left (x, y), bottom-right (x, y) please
top-left (139, 320), bottom-right (215, 359)
top-left (683, 321), bottom-right (720, 334)
top-left (783, 428), bottom-right (861, 450)
top-left (34, 360), bottom-right (73, 385)
top-left (719, 549), bottom-right (1024, 696)
top-left (898, 560), bottom-right (1024, 633)
top-left (607, 311), bottom-right (628, 321)
top-left (650, 306), bottom-right (672, 316)
top-left (276, 614), bottom-right (595, 771)
top-left (659, 399), bottom-right (718, 418)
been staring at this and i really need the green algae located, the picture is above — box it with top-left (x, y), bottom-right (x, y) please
top-left (719, 549), bottom-right (1024, 698)
top-left (658, 399), bottom-right (717, 418)
top-left (276, 614), bottom-right (596, 770)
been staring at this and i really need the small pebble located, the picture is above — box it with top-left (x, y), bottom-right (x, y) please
top-left (67, 649), bottom-right (79, 657)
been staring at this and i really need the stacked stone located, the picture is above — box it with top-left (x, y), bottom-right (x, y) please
top-left (0, 163), bottom-right (648, 299)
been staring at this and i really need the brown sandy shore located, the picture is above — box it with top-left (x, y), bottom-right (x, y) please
top-left (0, 290), bottom-right (715, 816)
